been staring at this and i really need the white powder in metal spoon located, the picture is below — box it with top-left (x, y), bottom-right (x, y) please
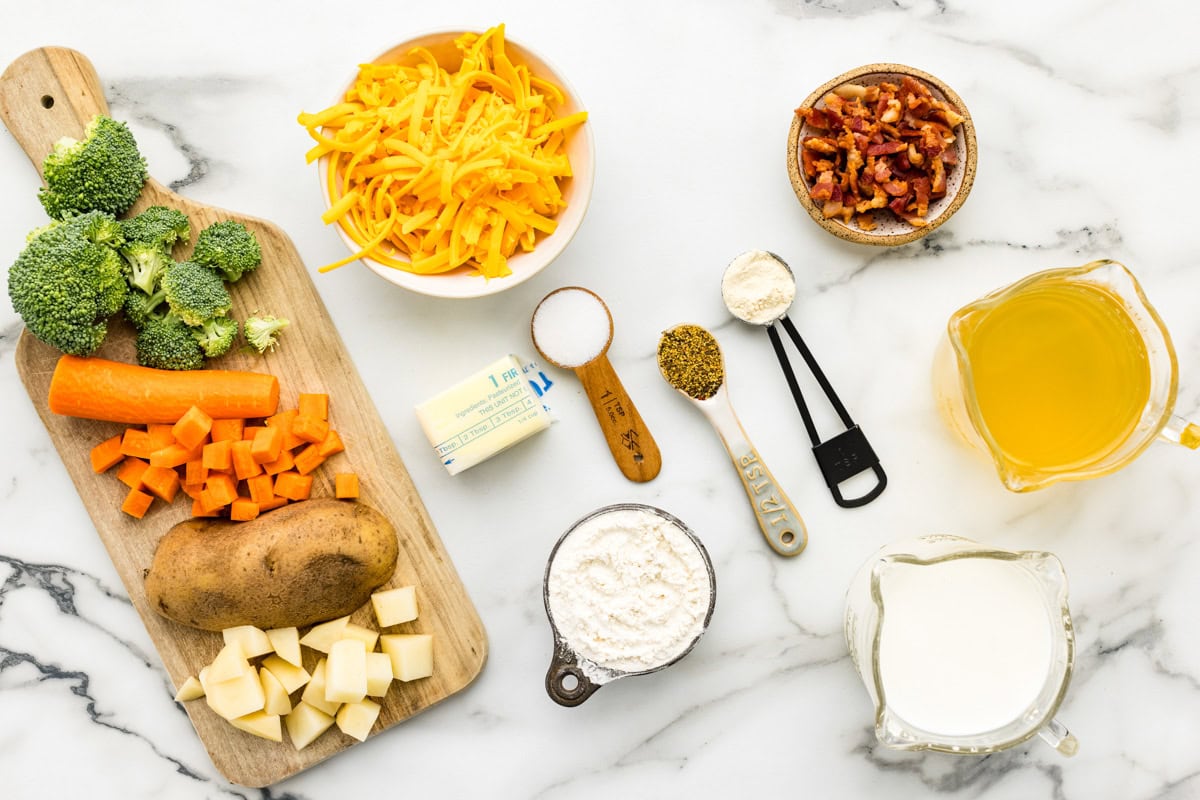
top-left (546, 507), bottom-right (712, 678)
top-left (531, 287), bottom-right (612, 367)
top-left (721, 249), bottom-right (796, 324)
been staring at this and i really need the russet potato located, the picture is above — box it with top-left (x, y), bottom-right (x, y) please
top-left (145, 499), bottom-right (398, 631)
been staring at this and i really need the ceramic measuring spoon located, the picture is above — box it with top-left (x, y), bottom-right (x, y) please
top-left (657, 324), bottom-right (807, 557)
top-left (532, 287), bottom-right (662, 482)
top-left (722, 250), bottom-right (886, 508)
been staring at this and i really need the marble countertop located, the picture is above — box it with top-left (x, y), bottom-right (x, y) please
top-left (3, 1), bottom-right (1199, 797)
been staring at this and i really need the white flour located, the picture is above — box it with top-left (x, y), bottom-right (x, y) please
top-left (721, 249), bottom-right (796, 324)
top-left (546, 507), bottom-right (711, 680)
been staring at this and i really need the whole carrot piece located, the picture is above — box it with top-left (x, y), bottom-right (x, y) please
top-left (48, 356), bottom-right (280, 424)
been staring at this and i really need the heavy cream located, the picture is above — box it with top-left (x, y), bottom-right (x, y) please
top-left (876, 557), bottom-right (1054, 736)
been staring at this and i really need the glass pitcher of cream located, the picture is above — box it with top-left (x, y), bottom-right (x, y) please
top-left (844, 535), bottom-right (1078, 756)
top-left (933, 260), bottom-right (1199, 491)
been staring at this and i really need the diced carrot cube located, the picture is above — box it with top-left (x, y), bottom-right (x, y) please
top-left (335, 473), bottom-right (359, 499)
top-left (267, 409), bottom-right (305, 450)
top-left (120, 428), bottom-right (152, 459)
top-left (191, 497), bottom-right (220, 517)
top-left (256, 496), bottom-right (288, 513)
top-left (262, 449), bottom-right (295, 476)
top-left (230, 498), bottom-right (260, 522)
top-left (210, 418), bottom-right (245, 443)
top-left (291, 414), bottom-right (330, 445)
top-left (205, 473), bottom-right (238, 508)
top-left (202, 440), bottom-right (233, 471)
top-left (184, 459), bottom-right (208, 487)
top-left (293, 444), bottom-right (326, 476)
top-left (274, 471), bottom-right (313, 501)
top-left (141, 465), bottom-right (181, 503)
top-left (116, 457), bottom-right (150, 489)
top-left (121, 488), bottom-right (154, 519)
top-left (198, 488), bottom-right (227, 514)
top-left (147, 423), bottom-right (176, 453)
top-left (243, 425), bottom-right (267, 441)
top-left (251, 425), bottom-right (284, 464)
top-left (298, 393), bottom-right (329, 421)
top-left (150, 443), bottom-right (200, 469)
top-left (181, 482), bottom-right (204, 501)
top-left (246, 473), bottom-right (275, 505)
top-left (231, 439), bottom-right (262, 480)
top-left (317, 429), bottom-right (345, 458)
top-left (173, 406), bottom-right (213, 451)
top-left (90, 434), bottom-right (125, 473)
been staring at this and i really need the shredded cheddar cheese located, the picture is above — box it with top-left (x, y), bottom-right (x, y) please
top-left (299, 24), bottom-right (588, 278)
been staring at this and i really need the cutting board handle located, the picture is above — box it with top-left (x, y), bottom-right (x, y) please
top-left (0, 47), bottom-right (110, 178)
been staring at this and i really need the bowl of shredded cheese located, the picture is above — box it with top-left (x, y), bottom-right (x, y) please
top-left (302, 25), bottom-right (594, 298)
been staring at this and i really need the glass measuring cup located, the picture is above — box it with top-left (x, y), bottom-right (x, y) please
top-left (844, 535), bottom-right (1078, 756)
top-left (933, 259), bottom-right (1200, 491)
top-left (542, 503), bottom-right (716, 706)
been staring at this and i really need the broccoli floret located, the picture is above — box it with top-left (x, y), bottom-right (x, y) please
top-left (121, 205), bottom-right (190, 250)
top-left (191, 315), bottom-right (238, 358)
top-left (122, 285), bottom-right (167, 329)
top-left (136, 313), bottom-right (204, 370)
top-left (8, 212), bottom-right (128, 355)
top-left (243, 314), bottom-right (289, 353)
top-left (118, 207), bottom-right (190, 295)
top-left (192, 220), bottom-right (262, 282)
top-left (38, 115), bottom-right (148, 219)
top-left (160, 260), bottom-right (231, 326)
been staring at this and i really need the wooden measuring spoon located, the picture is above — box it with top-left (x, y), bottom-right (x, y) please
top-left (532, 287), bottom-right (662, 482)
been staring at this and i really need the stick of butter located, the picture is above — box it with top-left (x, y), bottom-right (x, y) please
top-left (416, 355), bottom-right (554, 475)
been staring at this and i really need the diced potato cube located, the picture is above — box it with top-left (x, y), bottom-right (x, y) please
top-left (173, 676), bottom-right (205, 702)
top-left (325, 639), bottom-right (367, 705)
top-left (300, 658), bottom-right (341, 716)
top-left (208, 642), bottom-right (251, 683)
top-left (285, 702), bottom-right (334, 751)
top-left (266, 627), bottom-right (302, 667)
top-left (260, 667), bottom-right (293, 716)
top-left (204, 667), bottom-right (266, 721)
top-left (261, 655), bottom-right (311, 695)
top-left (365, 652), bottom-right (393, 697)
top-left (335, 698), bottom-right (381, 742)
top-left (223, 625), bottom-right (274, 658)
top-left (372, 585), bottom-right (419, 627)
top-left (299, 615), bottom-right (351, 653)
top-left (380, 634), bottom-right (434, 682)
top-left (230, 710), bottom-right (282, 742)
top-left (341, 623), bottom-right (379, 651)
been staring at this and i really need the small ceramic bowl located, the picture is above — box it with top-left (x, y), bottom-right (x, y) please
top-left (317, 30), bottom-right (595, 298)
top-left (786, 63), bottom-right (977, 246)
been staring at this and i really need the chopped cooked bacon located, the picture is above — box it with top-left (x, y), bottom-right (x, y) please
top-left (794, 75), bottom-right (965, 230)
top-left (810, 170), bottom-right (836, 201)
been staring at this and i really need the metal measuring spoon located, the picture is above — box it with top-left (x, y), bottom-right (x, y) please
top-left (722, 250), bottom-right (886, 508)
top-left (543, 503), bottom-right (716, 707)
top-left (532, 287), bottom-right (662, 482)
top-left (657, 324), bottom-right (807, 557)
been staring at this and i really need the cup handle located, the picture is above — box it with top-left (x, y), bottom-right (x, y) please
top-left (1037, 717), bottom-right (1079, 756)
top-left (545, 643), bottom-right (602, 707)
top-left (1157, 414), bottom-right (1200, 449)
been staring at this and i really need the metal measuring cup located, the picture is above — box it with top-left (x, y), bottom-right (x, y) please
top-left (543, 503), bottom-right (717, 707)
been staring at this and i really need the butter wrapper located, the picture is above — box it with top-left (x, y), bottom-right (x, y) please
top-left (415, 355), bottom-right (555, 475)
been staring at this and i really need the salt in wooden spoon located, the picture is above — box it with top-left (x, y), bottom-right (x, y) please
top-left (532, 287), bottom-right (662, 482)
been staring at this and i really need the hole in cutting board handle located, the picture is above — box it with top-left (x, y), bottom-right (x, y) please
top-left (40, 95), bottom-right (54, 109)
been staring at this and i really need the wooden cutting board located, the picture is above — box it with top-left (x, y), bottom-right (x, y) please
top-left (0, 48), bottom-right (487, 787)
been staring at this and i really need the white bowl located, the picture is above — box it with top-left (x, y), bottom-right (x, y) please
top-left (317, 29), bottom-right (595, 298)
